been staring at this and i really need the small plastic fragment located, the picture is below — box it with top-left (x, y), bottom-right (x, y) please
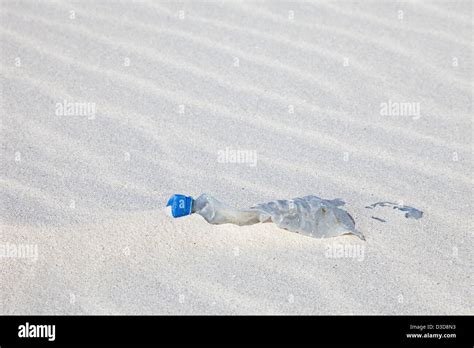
top-left (365, 202), bottom-right (423, 219)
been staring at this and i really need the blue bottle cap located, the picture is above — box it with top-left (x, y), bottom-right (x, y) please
top-left (166, 194), bottom-right (194, 218)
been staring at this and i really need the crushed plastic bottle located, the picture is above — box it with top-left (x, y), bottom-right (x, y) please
top-left (167, 194), bottom-right (364, 240)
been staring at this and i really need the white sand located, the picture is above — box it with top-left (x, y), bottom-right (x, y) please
top-left (0, 0), bottom-right (472, 314)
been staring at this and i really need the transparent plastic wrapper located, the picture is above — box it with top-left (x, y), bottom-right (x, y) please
top-left (168, 194), bottom-right (364, 240)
